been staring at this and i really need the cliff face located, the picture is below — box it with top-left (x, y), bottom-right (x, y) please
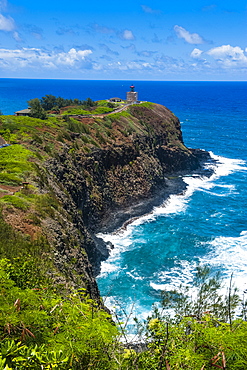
top-left (0, 102), bottom-right (209, 300)
top-left (44, 103), bottom-right (208, 279)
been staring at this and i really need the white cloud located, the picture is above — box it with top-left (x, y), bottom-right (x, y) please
top-left (174, 25), bottom-right (204, 44)
top-left (0, 13), bottom-right (15, 31)
top-left (207, 45), bottom-right (247, 66)
top-left (126, 61), bottom-right (151, 69)
top-left (103, 56), bottom-right (187, 74)
top-left (0, 47), bottom-right (93, 70)
top-left (121, 30), bottom-right (135, 40)
top-left (13, 30), bottom-right (21, 41)
top-left (141, 5), bottom-right (161, 14)
top-left (191, 48), bottom-right (203, 58)
top-left (56, 48), bottom-right (92, 66)
top-left (0, 11), bottom-right (21, 40)
top-left (190, 44), bottom-right (247, 71)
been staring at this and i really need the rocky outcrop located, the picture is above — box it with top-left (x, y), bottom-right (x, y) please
top-left (41, 103), bottom-right (210, 286)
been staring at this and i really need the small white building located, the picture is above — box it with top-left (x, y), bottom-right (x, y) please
top-left (15, 108), bottom-right (31, 116)
top-left (109, 97), bottom-right (122, 102)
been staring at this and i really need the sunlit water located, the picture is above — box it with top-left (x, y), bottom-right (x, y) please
top-left (96, 82), bottom-right (247, 327)
top-left (1, 79), bottom-right (247, 329)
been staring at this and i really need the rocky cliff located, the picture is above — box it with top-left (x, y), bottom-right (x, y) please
top-left (0, 102), bottom-right (209, 301)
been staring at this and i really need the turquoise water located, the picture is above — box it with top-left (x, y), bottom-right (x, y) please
top-left (1, 79), bottom-right (247, 324)
top-left (96, 82), bottom-right (247, 323)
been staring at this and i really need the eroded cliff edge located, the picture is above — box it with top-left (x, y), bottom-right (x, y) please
top-left (44, 103), bottom-right (210, 278)
top-left (0, 102), bottom-right (210, 301)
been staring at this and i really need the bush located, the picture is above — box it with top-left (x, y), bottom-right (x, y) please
top-left (0, 194), bottom-right (29, 210)
top-left (66, 118), bottom-right (90, 134)
top-left (125, 266), bottom-right (247, 370)
top-left (0, 259), bottom-right (119, 369)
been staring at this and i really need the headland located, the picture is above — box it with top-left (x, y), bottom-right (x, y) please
top-left (0, 97), bottom-right (211, 300)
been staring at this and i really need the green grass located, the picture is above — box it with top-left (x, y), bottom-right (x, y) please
top-left (108, 110), bottom-right (132, 122)
top-left (92, 106), bottom-right (113, 114)
top-left (0, 116), bottom-right (64, 146)
top-left (0, 173), bottom-right (23, 185)
top-left (0, 194), bottom-right (30, 210)
top-left (0, 145), bottom-right (35, 185)
top-left (138, 102), bottom-right (155, 108)
top-left (102, 117), bottom-right (113, 129)
top-left (62, 108), bottom-right (91, 115)
top-left (96, 99), bottom-right (109, 105)
top-left (63, 106), bottom-right (114, 115)
top-left (66, 118), bottom-right (90, 134)
top-left (1, 116), bottom-right (42, 132)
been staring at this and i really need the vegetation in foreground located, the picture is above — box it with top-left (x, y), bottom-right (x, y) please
top-left (0, 98), bottom-right (246, 368)
top-left (1, 261), bottom-right (247, 369)
top-left (0, 258), bottom-right (119, 369)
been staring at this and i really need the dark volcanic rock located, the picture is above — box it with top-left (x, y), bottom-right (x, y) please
top-left (40, 103), bottom-right (211, 299)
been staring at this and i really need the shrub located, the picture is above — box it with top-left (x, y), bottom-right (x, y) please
top-left (66, 118), bottom-right (90, 134)
top-left (0, 194), bottom-right (30, 210)
top-left (0, 173), bottom-right (22, 185)
top-left (0, 259), bottom-right (119, 369)
top-left (125, 266), bottom-right (247, 370)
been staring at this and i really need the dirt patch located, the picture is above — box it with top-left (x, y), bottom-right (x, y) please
top-left (0, 184), bottom-right (21, 192)
top-left (2, 207), bottom-right (41, 239)
top-left (0, 185), bottom-right (22, 198)
top-left (76, 117), bottom-right (95, 124)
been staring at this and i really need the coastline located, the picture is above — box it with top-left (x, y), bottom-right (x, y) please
top-left (96, 149), bottom-right (214, 261)
top-left (98, 175), bottom-right (187, 234)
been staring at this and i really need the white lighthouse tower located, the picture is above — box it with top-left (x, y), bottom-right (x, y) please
top-left (126, 85), bottom-right (138, 103)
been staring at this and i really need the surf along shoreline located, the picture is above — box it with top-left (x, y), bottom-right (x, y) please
top-left (97, 148), bottom-right (214, 242)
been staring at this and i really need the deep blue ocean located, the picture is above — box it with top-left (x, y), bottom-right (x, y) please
top-left (1, 79), bottom-right (247, 328)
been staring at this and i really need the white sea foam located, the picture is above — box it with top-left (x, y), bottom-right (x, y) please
top-left (150, 260), bottom-right (197, 292)
top-left (200, 231), bottom-right (247, 292)
top-left (150, 231), bottom-right (247, 296)
top-left (104, 228), bottom-right (247, 336)
top-left (97, 152), bottom-right (247, 280)
top-left (126, 270), bottom-right (145, 281)
top-left (208, 152), bottom-right (247, 178)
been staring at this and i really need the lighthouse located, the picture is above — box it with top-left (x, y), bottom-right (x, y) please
top-left (126, 85), bottom-right (138, 103)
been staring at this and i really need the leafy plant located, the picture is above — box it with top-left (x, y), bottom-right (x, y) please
top-left (0, 259), bottom-right (120, 369)
top-left (124, 266), bottom-right (246, 370)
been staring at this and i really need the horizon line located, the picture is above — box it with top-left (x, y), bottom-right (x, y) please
top-left (0, 77), bottom-right (247, 82)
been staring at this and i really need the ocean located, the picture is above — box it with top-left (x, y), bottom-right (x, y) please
top-left (1, 79), bottom-right (247, 328)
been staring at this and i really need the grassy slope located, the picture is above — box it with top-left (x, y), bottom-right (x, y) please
top-left (1, 105), bottom-right (247, 370)
top-left (0, 102), bottom-right (186, 282)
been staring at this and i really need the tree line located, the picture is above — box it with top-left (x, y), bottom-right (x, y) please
top-left (27, 95), bottom-right (96, 119)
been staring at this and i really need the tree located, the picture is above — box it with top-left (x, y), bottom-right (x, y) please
top-left (28, 98), bottom-right (47, 120)
top-left (124, 266), bottom-right (246, 370)
top-left (40, 94), bottom-right (57, 111)
top-left (83, 97), bottom-right (96, 107)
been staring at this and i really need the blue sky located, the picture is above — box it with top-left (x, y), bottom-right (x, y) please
top-left (0, 0), bottom-right (246, 80)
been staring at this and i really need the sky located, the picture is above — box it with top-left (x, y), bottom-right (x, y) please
top-left (0, 0), bottom-right (247, 80)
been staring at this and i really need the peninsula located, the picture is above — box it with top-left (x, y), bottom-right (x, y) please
top-left (4, 95), bottom-right (243, 370)
top-left (0, 97), bottom-right (210, 295)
